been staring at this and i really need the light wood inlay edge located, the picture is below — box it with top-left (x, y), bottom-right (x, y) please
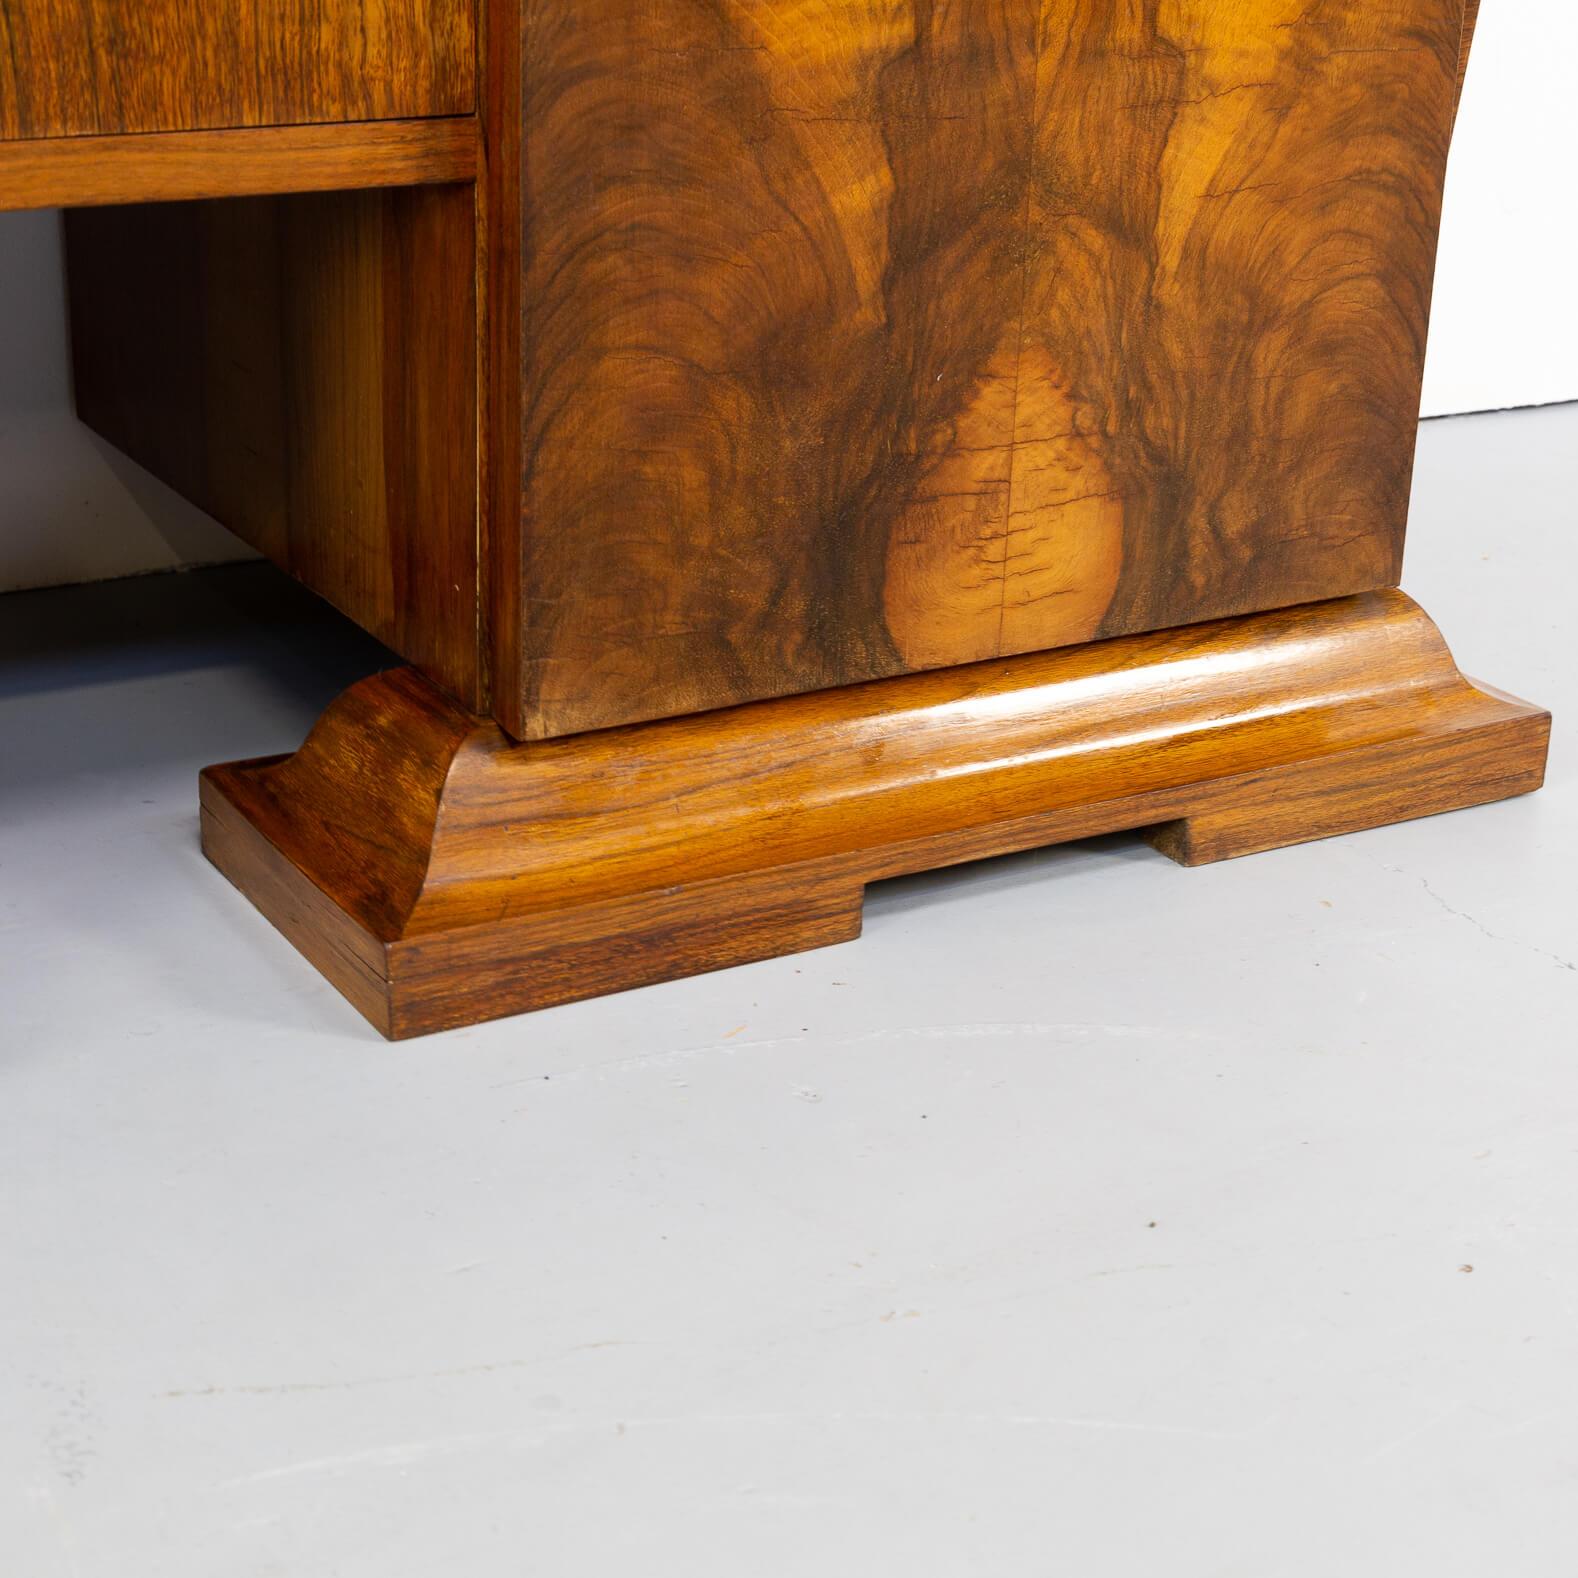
top-left (0, 117), bottom-right (478, 213)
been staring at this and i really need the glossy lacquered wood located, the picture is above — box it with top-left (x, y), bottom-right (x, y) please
top-left (0, 118), bottom-right (477, 213)
top-left (11, 0), bottom-right (1545, 1043)
top-left (495, 0), bottom-right (1477, 738)
top-left (201, 592), bottom-right (1549, 1038)
top-left (0, 0), bottom-right (474, 140)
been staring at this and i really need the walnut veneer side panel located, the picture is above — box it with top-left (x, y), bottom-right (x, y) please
top-left (66, 187), bottom-right (482, 708)
top-left (500, 0), bottom-right (1474, 739)
top-left (0, 0), bottom-right (474, 139)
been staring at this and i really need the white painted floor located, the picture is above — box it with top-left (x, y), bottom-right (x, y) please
top-left (2, 403), bottom-right (1575, 1576)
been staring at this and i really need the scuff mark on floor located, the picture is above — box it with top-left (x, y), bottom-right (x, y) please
top-left (1383, 861), bottom-right (1576, 973)
top-left (162, 1342), bottom-right (640, 1401)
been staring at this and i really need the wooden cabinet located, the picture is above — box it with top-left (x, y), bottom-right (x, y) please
top-left (3, 0), bottom-right (1549, 1037)
top-left (59, 0), bottom-right (1476, 741)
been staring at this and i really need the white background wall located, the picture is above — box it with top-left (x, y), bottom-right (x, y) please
top-left (1, 0), bottom-right (1572, 594)
top-left (1419, 0), bottom-right (1578, 417)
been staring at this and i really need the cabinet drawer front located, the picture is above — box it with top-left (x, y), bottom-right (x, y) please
top-left (0, 1), bottom-right (473, 139)
top-left (506, 0), bottom-right (1471, 739)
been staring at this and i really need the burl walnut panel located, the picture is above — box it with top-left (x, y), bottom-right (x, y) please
top-left (0, 0), bottom-right (474, 140)
top-left (506, 0), bottom-right (1473, 737)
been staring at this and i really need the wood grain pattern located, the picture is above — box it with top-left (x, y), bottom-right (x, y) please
top-left (0, 0), bottom-right (474, 140)
top-left (0, 117), bottom-right (478, 213)
top-left (67, 187), bottom-right (483, 707)
top-left (202, 590), bottom-right (1549, 1037)
top-left (1457, 0), bottom-right (1482, 108)
top-left (500, 0), bottom-right (1474, 738)
top-left (481, 0), bottom-right (526, 724)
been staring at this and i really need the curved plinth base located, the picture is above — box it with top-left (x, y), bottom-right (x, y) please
top-left (200, 592), bottom-right (1549, 1038)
